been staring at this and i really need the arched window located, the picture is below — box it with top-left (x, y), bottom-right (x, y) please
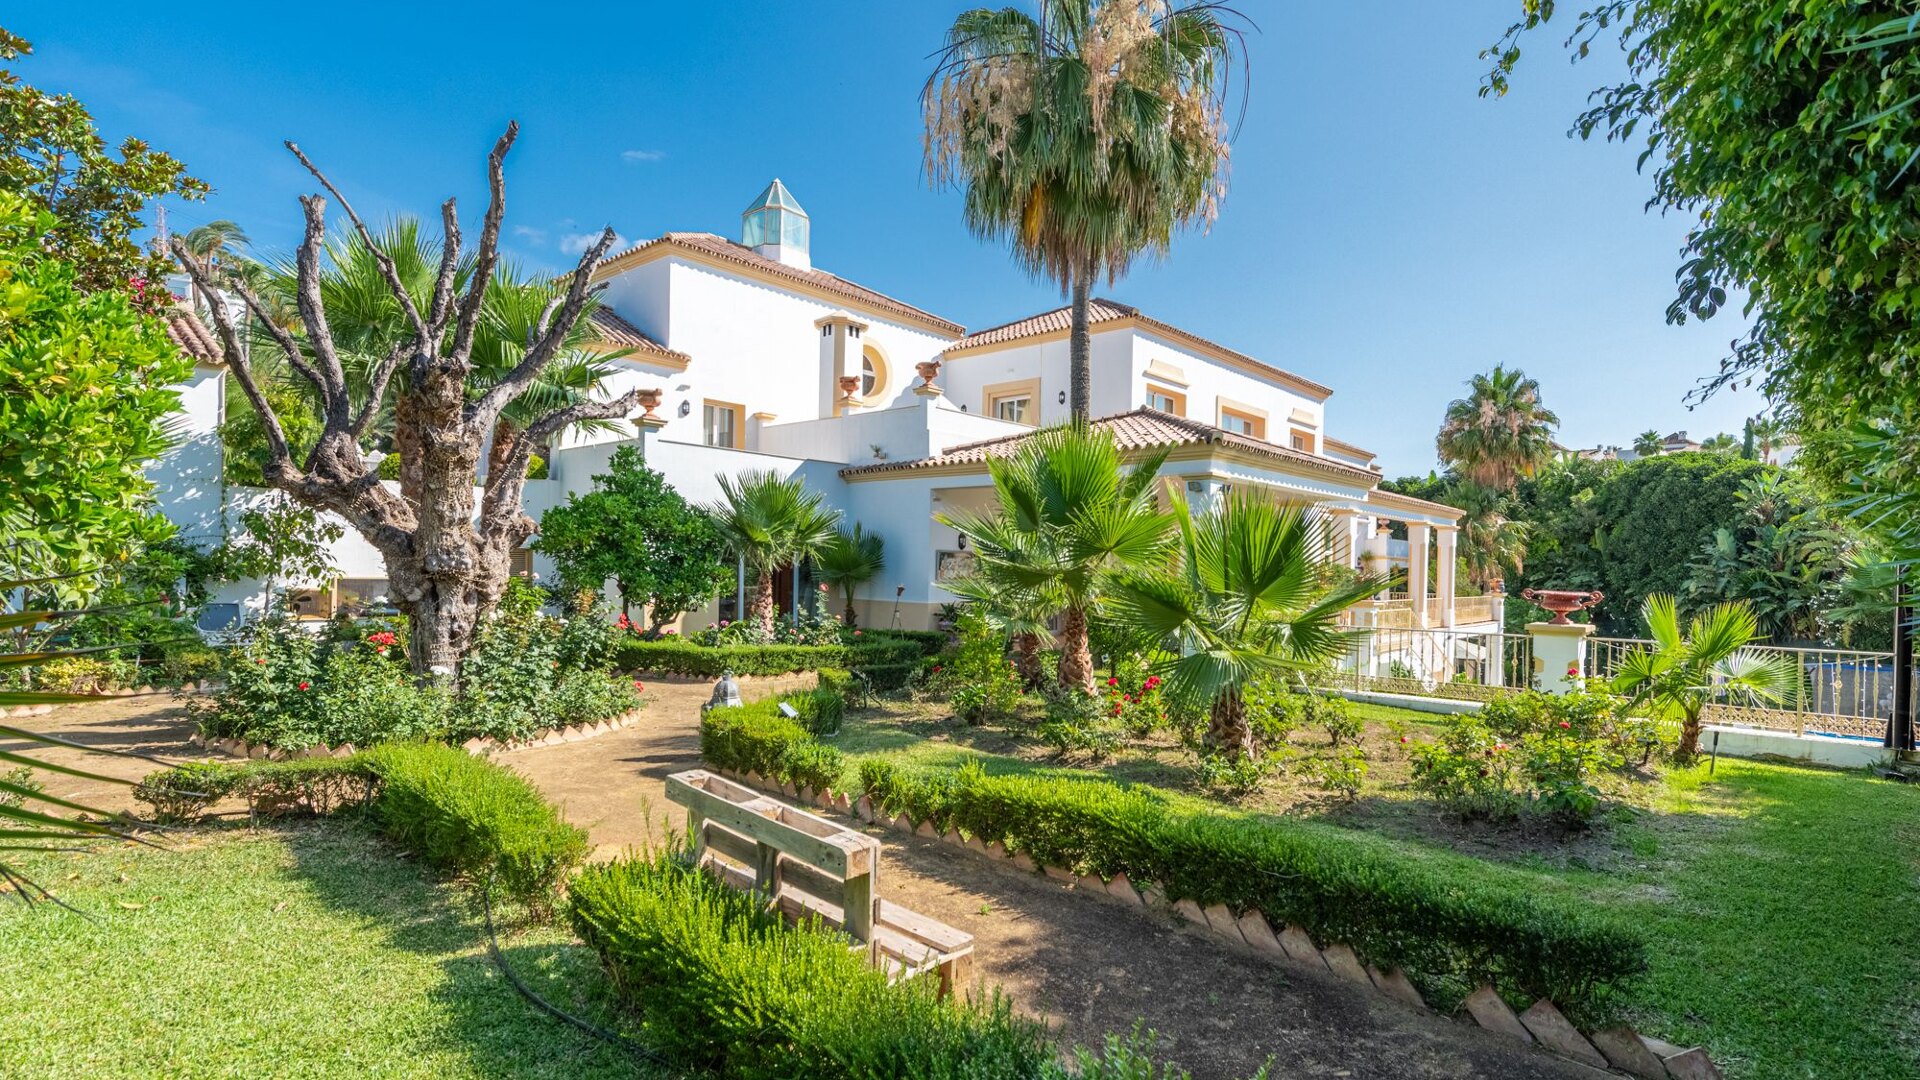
top-left (860, 344), bottom-right (887, 400)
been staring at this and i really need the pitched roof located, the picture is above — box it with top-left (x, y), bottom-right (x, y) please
top-left (839, 408), bottom-right (1380, 484)
top-left (164, 308), bottom-right (221, 365)
top-left (593, 232), bottom-right (964, 336)
top-left (944, 298), bottom-right (1333, 401)
top-left (586, 307), bottom-right (689, 364)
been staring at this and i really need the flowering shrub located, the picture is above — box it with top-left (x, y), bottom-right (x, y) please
top-left (1100, 654), bottom-right (1167, 736)
top-left (1408, 691), bottom-right (1650, 826)
top-left (1037, 685), bottom-right (1124, 760)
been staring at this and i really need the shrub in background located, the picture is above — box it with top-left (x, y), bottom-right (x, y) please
top-left (1038, 685), bottom-right (1124, 760)
top-left (32, 655), bottom-right (136, 694)
top-left (616, 635), bottom-right (930, 678)
top-left (1409, 691), bottom-right (1648, 826)
top-left (934, 608), bottom-right (1023, 726)
top-left (857, 758), bottom-right (1645, 1015)
top-left (133, 757), bottom-right (377, 823)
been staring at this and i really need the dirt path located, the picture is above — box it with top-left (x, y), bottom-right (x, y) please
top-left (15, 689), bottom-right (1606, 1079)
top-left (503, 687), bottom-right (1605, 1080)
top-left (0, 694), bottom-right (196, 814)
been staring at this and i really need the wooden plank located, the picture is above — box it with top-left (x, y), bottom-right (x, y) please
top-left (668, 771), bottom-right (874, 877)
top-left (667, 775), bottom-right (860, 876)
top-left (843, 861), bottom-right (875, 946)
top-left (876, 899), bottom-right (973, 954)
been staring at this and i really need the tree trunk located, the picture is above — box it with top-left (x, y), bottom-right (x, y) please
top-left (1068, 268), bottom-right (1092, 423)
top-left (752, 571), bottom-right (777, 638)
top-left (1013, 632), bottom-right (1044, 688)
top-left (842, 587), bottom-right (859, 627)
top-left (1675, 708), bottom-right (1704, 763)
top-left (1057, 605), bottom-right (1095, 692)
top-left (1208, 689), bottom-right (1254, 760)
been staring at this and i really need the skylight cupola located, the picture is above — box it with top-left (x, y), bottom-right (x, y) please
top-left (741, 178), bottom-right (810, 270)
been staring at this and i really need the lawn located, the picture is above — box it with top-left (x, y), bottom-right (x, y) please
top-left (829, 695), bottom-right (1920, 1080)
top-left (0, 821), bottom-right (653, 1079)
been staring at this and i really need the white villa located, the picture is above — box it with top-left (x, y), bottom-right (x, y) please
top-left (150, 179), bottom-right (1488, 641)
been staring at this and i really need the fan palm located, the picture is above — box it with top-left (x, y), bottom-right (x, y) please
top-left (1609, 594), bottom-right (1801, 762)
top-left (1108, 494), bottom-right (1391, 759)
top-left (1632, 429), bottom-right (1664, 457)
top-left (1452, 482), bottom-right (1528, 589)
top-left (234, 221), bottom-right (628, 471)
top-left (1, 577), bottom-right (165, 906)
top-left (1435, 365), bottom-right (1559, 491)
top-left (938, 423), bottom-right (1173, 691)
top-left (942, 565), bottom-right (1066, 687)
top-left (924, 0), bottom-right (1248, 421)
top-left (814, 524), bottom-right (887, 626)
top-left (707, 471), bottom-right (842, 638)
top-left (179, 219), bottom-right (250, 311)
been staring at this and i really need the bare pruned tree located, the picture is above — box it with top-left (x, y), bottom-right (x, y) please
top-left (170, 123), bottom-right (639, 677)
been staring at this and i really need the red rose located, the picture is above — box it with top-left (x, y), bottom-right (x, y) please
top-left (1399, 735), bottom-right (1409, 744)
top-left (298, 681), bottom-right (311, 691)
top-left (1107, 677), bottom-right (1119, 687)
top-left (1558, 720), bottom-right (1571, 730)
top-left (633, 680), bottom-right (646, 691)
top-left (255, 657), bottom-right (267, 665)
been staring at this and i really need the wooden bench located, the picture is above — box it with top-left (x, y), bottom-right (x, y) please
top-left (665, 769), bottom-right (974, 994)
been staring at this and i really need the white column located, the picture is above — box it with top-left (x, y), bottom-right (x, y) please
top-left (1407, 524), bottom-right (1431, 629)
top-left (1435, 525), bottom-right (1458, 628)
top-left (1529, 622), bottom-right (1595, 695)
top-left (1324, 506), bottom-right (1357, 568)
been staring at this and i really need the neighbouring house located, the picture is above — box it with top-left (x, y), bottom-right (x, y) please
top-left (148, 178), bottom-right (1483, 639)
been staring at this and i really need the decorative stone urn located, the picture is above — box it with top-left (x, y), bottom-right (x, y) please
top-left (916, 360), bottom-right (941, 386)
top-left (1521, 587), bottom-right (1604, 626)
top-left (637, 387), bottom-right (664, 417)
top-left (837, 375), bottom-right (861, 400)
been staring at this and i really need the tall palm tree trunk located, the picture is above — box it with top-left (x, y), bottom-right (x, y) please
top-left (1676, 707), bottom-right (1705, 764)
top-left (1068, 266), bottom-right (1092, 422)
top-left (1208, 688), bottom-right (1254, 760)
top-left (841, 587), bottom-right (859, 628)
top-left (1057, 604), bottom-right (1095, 692)
top-left (1013, 631), bottom-right (1044, 687)
top-left (752, 571), bottom-right (777, 638)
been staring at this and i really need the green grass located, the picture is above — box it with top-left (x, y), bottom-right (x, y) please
top-left (0, 821), bottom-right (654, 1079)
top-left (830, 698), bottom-right (1920, 1080)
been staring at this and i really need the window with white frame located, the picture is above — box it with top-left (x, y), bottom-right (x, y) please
top-left (703, 400), bottom-right (742, 449)
top-left (991, 391), bottom-right (1031, 424)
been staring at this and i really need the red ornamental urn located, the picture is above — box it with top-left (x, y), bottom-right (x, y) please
top-left (916, 360), bottom-right (941, 386)
top-left (637, 388), bottom-right (664, 417)
top-left (1521, 588), bottom-right (1604, 626)
top-left (838, 375), bottom-right (861, 399)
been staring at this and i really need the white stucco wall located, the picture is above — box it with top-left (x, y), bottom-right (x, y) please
top-left (145, 363), bottom-right (227, 549)
top-left (941, 329), bottom-right (1135, 427)
top-left (1124, 329), bottom-right (1328, 449)
top-left (757, 395), bottom-right (1025, 465)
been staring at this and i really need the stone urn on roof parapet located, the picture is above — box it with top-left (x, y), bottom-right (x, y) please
top-left (1521, 588), bottom-right (1604, 626)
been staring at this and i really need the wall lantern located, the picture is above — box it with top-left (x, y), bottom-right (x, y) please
top-left (678, 400), bottom-right (692, 418)
top-left (1057, 390), bottom-right (1067, 405)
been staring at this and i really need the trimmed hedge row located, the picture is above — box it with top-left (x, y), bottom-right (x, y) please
top-left (363, 743), bottom-right (587, 913)
top-left (133, 743), bottom-right (586, 913)
top-left (568, 849), bottom-right (1063, 1078)
top-left (615, 631), bottom-right (940, 678)
top-left (858, 759), bottom-right (1647, 1014)
top-left (699, 693), bottom-right (846, 794)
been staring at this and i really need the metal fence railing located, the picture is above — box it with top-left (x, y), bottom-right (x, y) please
top-left (1317, 627), bottom-right (1536, 704)
top-left (1586, 637), bottom-right (1906, 741)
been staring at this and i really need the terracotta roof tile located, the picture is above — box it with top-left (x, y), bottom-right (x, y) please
top-left (164, 308), bottom-right (221, 365)
top-left (594, 232), bottom-right (964, 335)
top-left (586, 307), bottom-right (688, 363)
top-left (946, 298), bottom-right (1332, 400)
top-left (840, 408), bottom-right (1379, 484)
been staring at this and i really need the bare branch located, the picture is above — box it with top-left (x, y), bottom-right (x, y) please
top-left (448, 122), bottom-right (518, 364)
top-left (293, 195), bottom-right (352, 429)
top-left (427, 197), bottom-right (463, 333)
top-left (480, 388), bottom-right (640, 539)
top-left (167, 241), bottom-right (300, 478)
top-left (465, 226), bottom-right (617, 432)
top-left (284, 140), bottom-right (431, 342)
top-left (350, 340), bottom-right (410, 440)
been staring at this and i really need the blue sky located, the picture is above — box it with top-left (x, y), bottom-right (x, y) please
top-left (15, 2), bottom-right (1762, 475)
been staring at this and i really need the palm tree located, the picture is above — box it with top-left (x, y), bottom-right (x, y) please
top-left (924, 1), bottom-right (1248, 421)
top-left (942, 560), bottom-right (1067, 688)
top-left (179, 219), bottom-right (250, 311)
top-left (1748, 413), bottom-right (1789, 463)
top-left (814, 524), bottom-right (886, 626)
top-left (1609, 594), bottom-right (1800, 762)
top-left (1633, 429), bottom-right (1664, 457)
top-left (1452, 482), bottom-right (1528, 589)
top-left (937, 423), bottom-right (1172, 691)
top-left (707, 471), bottom-right (842, 639)
top-left (1700, 432), bottom-right (1740, 454)
top-left (1435, 365), bottom-right (1560, 491)
top-left (1108, 493), bottom-right (1391, 759)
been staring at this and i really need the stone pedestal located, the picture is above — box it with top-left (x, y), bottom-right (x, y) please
top-left (1528, 622), bottom-right (1594, 694)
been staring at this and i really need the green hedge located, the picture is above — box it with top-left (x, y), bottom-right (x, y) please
top-left (133, 757), bottom-right (378, 823)
top-left (699, 696), bottom-right (846, 794)
top-left (616, 631), bottom-right (939, 678)
top-left (570, 849), bottom-right (1059, 1077)
top-left (858, 760), bottom-right (1646, 1014)
top-left (360, 743), bottom-right (587, 913)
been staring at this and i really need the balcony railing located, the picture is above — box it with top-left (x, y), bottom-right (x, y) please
top-left (1344, 595), bottom-right (1499, 629)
